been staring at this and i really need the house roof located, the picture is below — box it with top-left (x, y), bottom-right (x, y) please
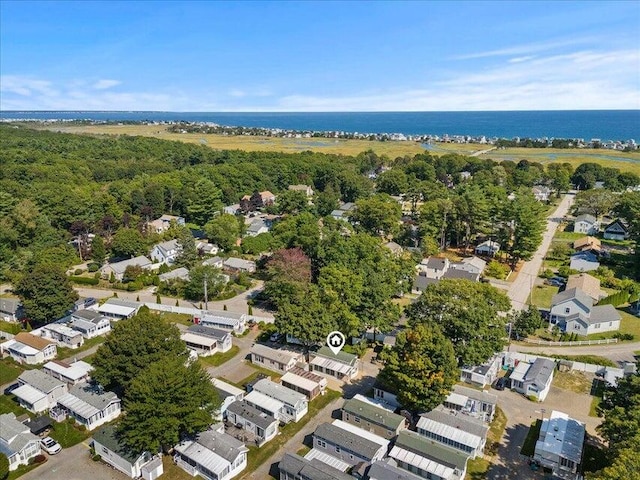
top-left (342, 398), bottom-right (405, 430)
top-left (57, 383), bottom-right (119, 419)
top-left (572, 236), bottom-right (601, 250)
top-left (0, 413), bottom-right (39, 455)
top-left (0, 298), bottom-right (21, 314)
top-left (44, 323), bottom-right (83, 339)
top-left (93, 425), bottom-right (143, 464)
top-left (535, 411), bottom-right (585, 465)
top-left (211, 378), bottom-right (244, 399)
top-left (153, 239), bottom-right (180, 256)
top-left (551, 287), bottom-right (594, 311)
top-left (391, 430), bottom-right (468, 476)
top-left (24, 415), bottom-right (52, 435)
top-left (525, 358), bottom-right (555, 386)
top-left (279, 453), bottom-right (353, 480)
top-left (251, 343), bottom-right (300, 364)
top-left (443, 268), bottom-right (478, 281)
top-left (202, 256), bottom-right (224, 267)
top-left (571, 251), bottom-right (599, 262)
top-left (253, 378), bottom-right (307, 408)
top-left (446, 385), bottom-right (497, 409)
top-left (18, 369), bottom-right (65, 393)
top-left (43, 360), bottom-right (93, 381)
top-left (281, 369), bottom-right (327, 392)
top-left (589, 305), bottom-right (621, 324)
top-left (175, 429), bottom-right (248, 475)
top-left (414, 275), bottom-right (437, 290)
top-left (12, 384), bottom-right (47, 405)
top-left (72, 309), bottom-right (106, 323)
top-left (366, 460), bottom-right (424, 480)
top-left (244, 390), bottom-right (285, 414)
top-left (384, 241), bottom-right (403, 253)
top-left (424, 257), bottom-right (448, 269)
top-left (188, 325), bottom-right (230, 341)
top-left (417, 408), bottom-right (487, 449)
top-left (476, 240), bottom-right (500, 250)
top-left (604, 218), bottom-right (628, 233)
top-left (223, 257), bottom-right (255, 270)
top-left (288, 184), bottom-right (312, 192)
top-left (105, 256), bottom-right (152, 275)
top-left (181, 332), bottom-right (217, 348)
top-left (226, 400), bottom-right (278, 430)
top-left (314, 346), bottom-right (357, 366)
top-left (461, 256), bottom-right (487, 272)
top-left (314, 422), bottom-right (385, 460)
top-left (575, 214), bottom-right (597, 224)
top-left (14, 332), bottom-right (54, 351)
top-left (158, 267), bottom-right (190, 282)
top-left (566, 274), bottom-right (601, 301)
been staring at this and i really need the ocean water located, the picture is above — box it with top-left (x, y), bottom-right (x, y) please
top-left (1, 110), bottom-right (638, 141)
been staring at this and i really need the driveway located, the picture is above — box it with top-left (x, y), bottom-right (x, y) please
top-left (508, 193), bottom-right (574, 311)
top-left (513, 341), bottom-right (640, 364)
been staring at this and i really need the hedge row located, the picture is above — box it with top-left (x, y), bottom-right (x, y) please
top-left (69, 276), bottom-right (99, 285)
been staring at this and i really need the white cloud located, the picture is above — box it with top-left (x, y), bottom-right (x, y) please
top-left (452, 37), bottom-right (595, 60)
top-left (93, 79), bottom-right (121, 90)
top-left (509, 56), bottom-right (536, 63)
top-left (0, 75), bottom-right (58, 97)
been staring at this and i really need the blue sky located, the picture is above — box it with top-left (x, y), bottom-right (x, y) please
top-left (1, 1), bottom-right (639, 111)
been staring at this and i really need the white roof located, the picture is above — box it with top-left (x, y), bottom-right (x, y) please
top-left (389, 446), bottom-right (454, 479)
top-left (332, 419), bottom-right (389, 448)
top-left (536, 411), bottom-right (585, 464)
top-left (57, 392), bottom-right (100, 419)
top-left (416, 416), bottom-right (482, 449)
top-left (181, 332), bottom-right (217, 348)
top-left (351, 394), bottom-right (396, 413)
top-left (211, 378), bottom-right (244, 399)
top-left (310, 356), bottom-right (352, 374)
top-left (175, 440), bottom-right (230, 476)
top-left (97, 303), bottom-right (137, 317)
top-left (253, 379), bottom-right (307, 408)
top-left (44, 323), bottom-right (82, 337)
top-left (510, 361), bottom-right (531, 383)
top-left (12, 384), bottom-right (47, 405)
top-left (244, 390), bottom-right (284, 414)
top-left (1, 339), bottom-right (39, 356)
top-left (304, 448), bottom-right (351, 471)
top-left (446, 392), bottom-right (468, 408)
top-left (281, 372), bottom-right (322, 392)
top-left (43, 361), bottom-right (93, 381)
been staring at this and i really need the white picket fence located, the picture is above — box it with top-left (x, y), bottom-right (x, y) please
top-left (522, 337), bottom-right (618, 346)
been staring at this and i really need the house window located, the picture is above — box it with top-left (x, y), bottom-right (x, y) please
top-left (102, 447), bottom-right (109, 454)
top-left (354, 417), bottom-right (360, 423)
top-left (609, 322), bottom-right (613, 326)
top-left (317, 440), bottom-right (326, 448)
top-left (565, 308), bottom-right (570, 314)
top-left (335, 446), bottom-right (341, 453)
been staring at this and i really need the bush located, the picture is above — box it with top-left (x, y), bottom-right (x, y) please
top-left (78, 425), bottom-right (87, 432)
top-left (527, 395), bottom-right (539, 402)
top-left (69, 276), bottom-right (100, 285)
top-left (127, 281), bottom-right (143, 291)
top-left (87, 263), bottom-right (99, 272)
top-left (74, 268), bottom-right (84, 275)
top-left (92, 454), bottom-right (102, 462)
top-left (33, 454), bottom-right (46, 464)
top-left (540, 269), bottom-right (554, 279)
top-left (613, 332), bottom-right (635, 341)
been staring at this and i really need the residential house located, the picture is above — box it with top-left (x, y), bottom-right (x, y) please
top-left (250, 344), bottom-right (302, 374)
top-left (569, 251), bottom-right (600, 272)
top-left (389, 430), bottom-right (469, 480)
top-left (442, 268), bottom-right (480, 282)
top-left (40, 323), bottom-right (84, 349)
top-left (100, 256), bottom-right (153, 282)
top-left (288, 184), bottom-right (314, 197)
top-left (0, 298), bottom-right (23, 322)
top-left (311, 420), bottom-right (389, 467)
top-left (330, 202), bottom-right (355, 221)
top-left (225, 400), bottom-right (279, 446)
top-left (13, 369), bottom-right (68, 413)
top-left (384, 241), bottom-right (404, 256)
top-left (202, 256), bottom-right (224, 268)
top-left (366, 460), bottom-right (425, 480)
top-left (453, 256), bottom-right (486, 277)
top-left (572, 236), bottom-right (602, 253)
top-left (565, 273), bottom-right (602, 302)
top-left (96, 298), bottom-right (141, 320)
top-left (250, 378), bottom-right (308, 423)
top-left (603, 219), bottom-right (629, 240)
top-left (550, 287), bottom-right (621, 335)
top-left (146, 214), bottom-right (185, 234)
top-left (475, 240), bottom-right (500, 256)
top-left (510, 358), bottom-right (555, 402)
top-left (194, 310), bottom-right (247, 334)
top-left (223, 257), bottom-right (256, 273)
top-left (245, 218), bottom-right (270, 237)
top-left (224, 204), bottom-right (241, 216)
top-left (443, 385), bottom-right (497, 423)
top-left (418, 257), bottom-right (450, 280)
top-left (92, 425), bottom-right (163, 480)
top-left (279, 453), bottom-right (353, 480)
top-left (341, 397), bottom-right (406, 439)
top-left (416, 406), bottom-right (488, 459)
top-left (240, 190), bottom-right (276, 212)
top-left (184, 325), bottom-right (233, 354)
top-left (56, 382), bottom-right (121, 430)
top-left (174, 426), bottom-right (248, 480)
top-left (43, 360), bottom-right (93, 386)
top-left (532, 186), bottom-right (551, 202)
top-left (0, 413), bottom-right (42, 471)
top-left (573, 214), bottom-right (599, 235)
top-left (196, 241), bottom-right (220, 256)
top-left (158, 267), bottom-right (190, 282)
top-left (460, 354), bottom-right (502, 388)
top-left (0, 332), bottom-right (57, 365)
top-left (413, 275), bottom-right (438, 294)
top-left (280, 367), bottom-right (327, 400)
top-left (533, 411), bottom-right (585, 479)
top-left (212, 378), bottom-right (245, 420)
top-left (308, 346), bottom-right (359, 381)
top-left (372, 381), bottom-right (402, 410)
top-left (70, 309), bottom-right (111, 338)
top-left (243, 390), bottom-right (285, 421)
top-left (150, 239), bottom-right (181, 265)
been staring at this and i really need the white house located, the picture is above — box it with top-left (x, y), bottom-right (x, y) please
top-left (460, 354), bottom-right (502, 388)
top-left (250, 344), bottom-right (303, 374)
top-left (443, 385), bottom-right (497, 423)
top-left (475, 240), bottom-right (500, 256)
top-left (70, 309), bottom-right (111, 338)
top-left (279, 453), bottom-right (353, 480)
top-left (13, 369), bottom-right (68, 413)
top-left (182, 325), bottom-right (233, 356)
top-left (342, 397), bottom-right (407, 439)
top-left (311, 420), bottom-right (389, 467)
top-left (100, 255), bottom-right (153, 281)
top-left (509, 358), bottom-right (555, 402)
top-left (573, 214), bottom-right (599, 235)
top-left (194, 310), bottom-right (247, 334)
top-left (532, 186), bottom-right (552, 202)
top-left (0, 298), bottom-right (22, 322)
top-left (223, 257), bottom-right (256, 273)
top-left (92, 425), bottom-right (163, 480)
top-left (225, 400), bottom-right (279, 446)
top-left (569, 251), bottom-right (600, 272)
top-left (212, 378), bottom-right (244, 420)
top-left (174, 426), bottom-right (248, 480)
top-left (251, 378), bottom-right (308, 423)
top-left (150, 239), bottom-right (181, 265)
top-left (56, 382), bottom-right (121, 430)
top-left (372, 382), bottom-right (401, 410)
top-left (196, 241), bottom-right (220, 256)
top-left (534, 411), bottom-right (585, 478)
top-left (550, 287), bottom-right (621, 335)
top-left (417, 406), bottom-right (488, 459)
top-left (288, 184), bottom-right (314, 197)
top-left (245, 219), bottom-right (270, 237)
top-left (43, 360), bottom-right (93, 386)
top-left (0, 413), bottom-right (42, 471)
top-left (280, 367), bottom-right (327, 400)
top-left (244, 390), bottom-right (285, 421)
top-left (0, 332), bottom-right (57, 365)
top-left (309, 347), bottom-right (359, 381)
top-left (40, 323), bottom-right (84, 349)
top-left (418, 257), bottom-right (450, 280)
top-left (603, 219), bottom-right (629, 240)
top-left (202, 256), bottom-right (224, 268)
top-left (96, 298), bottom-right (141, 320)
top-left (146, 214), bottom-right (185, 234)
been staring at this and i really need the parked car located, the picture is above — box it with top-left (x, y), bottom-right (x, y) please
top-left (546, 277), bottom-right (566, 287)
top-left (494, 377), bottom-right (507, 391)
top-left (269, 332), bottom-right (284, 343)
top-left (40, 437), bottom-right (62, 455)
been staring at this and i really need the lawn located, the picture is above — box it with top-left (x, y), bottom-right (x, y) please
top-left (240, 389), bottom-right (342, 479)
top-left (198, 345), bottom-right (240, 367)
top-left (549, 354), bottom-right (617, 368)
top-left (56, 335), bottom-right (106, 360)
top-left (161, 454), bottom-right (201, 480)
top-left (0, 360), bottom-right (24, 385)
top-left (7, 462), bottom-right (43, 480)
top-left (0, 320), bottom-right (21, 335)
top-left (531, 285), bottom-right (559, 309)
top-left (520, 419), bottom-right (542, 457)
top-left (587, 308), bottom-right (640, 340)
top-left (158, 312), bottom-right (194, 326)
top-left (464, 407), bottom-right (507, 479)
top-left (552, 370), bottom-right (593, 395)
top-left (50, 419), bottom-right (92, 448)
top-left (225, 364), bottom-right (283, 389)
top-left (552, 230), bottom-right (585, 242)
top-left (0, 393), bottom-right (30, 416)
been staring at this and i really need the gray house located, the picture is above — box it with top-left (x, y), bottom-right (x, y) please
top-left (0, 298), bottom-right (23, 322)
top-left (13, 369), bottom-right (68, 413)
top-left (417, 406), bottom-right (488, 458)
top-left (225, 400), bottom-right (279, 446)
top-left (278, 453), bottom-right (353, 480)
top-left (311, 420), bottom-right (389, 467)
top-left (341, 397), bottom-right (406, 439)
top-left (510, 358), bottom-right (555, 402)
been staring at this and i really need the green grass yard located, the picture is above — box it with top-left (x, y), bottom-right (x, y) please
top-left (0, 360), bottom-right (23, 385)
top-left (464, 407), bottom-right (507, 479)
top-left (50, 419), bottom-right (92, 448)
top-left (521, 419), bottom-right (542, 457)
top-left (531, 285), bottom-right (559, 309)
top-left (198, 345), bottom-right (240, 367)
top-left (57, 335), bottom-right (106, 360)
top-left (0, 393), bottom-right (30, 416)
top-left (587, 309), bottom-right (640, 340)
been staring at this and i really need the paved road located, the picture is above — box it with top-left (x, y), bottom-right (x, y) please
top-left (513, 341), bottom-right (640, 364)
top-left (508, 194), bottom-right (574, 311)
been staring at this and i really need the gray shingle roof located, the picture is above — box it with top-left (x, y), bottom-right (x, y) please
top-left (226, 401), bottom-right (277, 430)
top-left (366, 460), bottom-right (424, 480)
top-left (0, 298), bottom-right (20, 314)
top-left (18, 369), bottom-right (65, 394)
top-left (279, 453), bottom-right (353, 480)
top-left (72, 309), bottom-right (106, 323)
top-left (551, 287), bottom-right (594, 310)
top-left (394, 430), bottom-right (468, 471)
top-left (195, 429), bottom-right (247, 463)
top-left (187, 325), bottom-right (230, 340)
top-left (588, 305), bottom-right (621, 324)
top-left (575, 214), bottom-right (597, 224)
top-left (425, 257), bottom-right (448, 269)
top-left (420, 406), bottom-right (488, 439)
top-left (314, 422), bottom-right (382, 460)
top-left (68, 383), bottom-right (119, 411)
top-left (342, 398), bottom-right (405, 430)
top-left (526, 358), bottom-right (555, 387)
top-left (92, 425), bottom-right (142, 464)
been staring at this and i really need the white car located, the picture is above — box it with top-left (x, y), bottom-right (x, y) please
top-left (40, 436), bottom-right (62, 455)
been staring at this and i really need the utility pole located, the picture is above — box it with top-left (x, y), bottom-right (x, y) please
top-left (204, 276), bottom-right (208, 311)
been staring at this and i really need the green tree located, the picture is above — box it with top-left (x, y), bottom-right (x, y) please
top-left (408, 279), bottom-right (511, 366)
top-left (15, 263), bottom-right (78, 325)
top-left (186, 179), bottom-right (223, 226)
top-left (111, 228), bottom-right (145, 258)
top-left (204, 213), bottom-right (240, 251)
top-left (174, 226), bottom-right (197, 268)
top-left (378, 324), bottom-right (458, 412)
top-left (277, 189), bottom-right (308, 215)
top-left (0, 452), bottom-right (9, 480)
top-left (587, 444), bottom-right (640, 480)
top-left (511, 306), bottom-right (543, 339)
top-left (350, 194), bottom-right (402, 238)
top-left (184, 265), bottom-right (226, 301)
top-left (376, 169), bottom-right (409, 195)
top-left (91, 311), bottom-right (188, 397)
top-left (90, 234), bottom-right (106, 265)
top-left (119, 358), bottom-right (219, 453)
top-left (315, 187), bottom-right (340, 217)
top-left (546, 163), bottom-right (573, 196)
top-left (573, 189), bottom-right (616, 220)
top-left (242, 232), bottom-right (279, 254)
top-left (500, 188), bottom-right (546, 268)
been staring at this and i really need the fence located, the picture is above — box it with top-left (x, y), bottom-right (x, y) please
top-left (522, 338), bottom-right (618, 346)
top-left (142, 302), bottom-right (274, 323)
